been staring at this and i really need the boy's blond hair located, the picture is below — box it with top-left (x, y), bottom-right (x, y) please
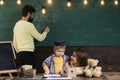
top-left (53, 46), bottom-right (66, 51)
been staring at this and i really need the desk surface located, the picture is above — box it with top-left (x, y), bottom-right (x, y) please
top-left (1, 72), bottom-right (120, 80)
top-left (19, 74), bottom-right (107, 80)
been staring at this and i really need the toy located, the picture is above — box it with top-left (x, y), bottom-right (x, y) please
top-left (84, 59), bottom-right (102, 78)
top-left (62, 67), bottom-right (77, 77)
top-left (18, 65), bottom-right (36, 77)
top-left (62, 67), bottom-right (84, 77)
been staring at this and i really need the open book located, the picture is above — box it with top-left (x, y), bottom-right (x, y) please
top-left (43, 74), bottom-right (72, 80)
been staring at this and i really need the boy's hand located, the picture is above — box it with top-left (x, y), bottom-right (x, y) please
top-left (44, 70), bottom-right (50, 74)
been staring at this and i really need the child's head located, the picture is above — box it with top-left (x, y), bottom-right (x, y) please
top-left (71, 48), bottom-right (88, 67)
top-left (53, 40), bottom-right (66, 57)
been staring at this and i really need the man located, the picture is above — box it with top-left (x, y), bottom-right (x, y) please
top-left (13, 5), bottom-right (50, 68)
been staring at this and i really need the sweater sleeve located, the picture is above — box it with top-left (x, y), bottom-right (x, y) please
top-left (43, 65), bottom-right (49, 71)
top-left (42, 56), bottom-right (52, 71)
top-left (29, 24), bottom-right (47, 41)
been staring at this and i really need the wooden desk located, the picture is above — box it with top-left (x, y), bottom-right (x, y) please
top-left (19, 74), bottom-right (107, 80)
top-left (2, 72), bottom-right (120, 80)
top-left (72, 75), bottom-right (107, 80)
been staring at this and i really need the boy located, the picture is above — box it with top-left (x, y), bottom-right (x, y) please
top-left (42, 40), bottom-right (69, 74)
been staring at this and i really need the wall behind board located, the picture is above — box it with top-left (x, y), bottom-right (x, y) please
top-left (0, 0), bottom-right (120, 46)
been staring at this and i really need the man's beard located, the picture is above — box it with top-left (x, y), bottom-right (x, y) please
top-left (28, 17), bottom-right (33, 23)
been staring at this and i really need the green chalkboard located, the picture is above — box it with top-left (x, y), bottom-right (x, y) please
top-left (0, 0), bottom-right (120, 46)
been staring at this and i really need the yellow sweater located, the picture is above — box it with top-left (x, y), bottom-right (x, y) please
top-left (54, 56), bottom-right (63, 74)
top-left (43, 56), bottom-right (63, 74)
top-left (13, 20), bottom-right (47, 53)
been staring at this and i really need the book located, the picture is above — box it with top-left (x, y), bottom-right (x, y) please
top-left (43, 74), bottom-right (61, 77)
top-left (43, 74), bottom-right (71, 80)
top-left (44, 77), bottom-right (71, 80)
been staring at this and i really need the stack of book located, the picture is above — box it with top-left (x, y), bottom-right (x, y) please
top-left (43, 74), bottom-right (72, 80)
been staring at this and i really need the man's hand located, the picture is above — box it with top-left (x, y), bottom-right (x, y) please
top-left (44, 26), bottom-right (50, 33)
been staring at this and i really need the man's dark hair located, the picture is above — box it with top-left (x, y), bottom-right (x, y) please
top-left (22, 5), bottom-right (36, 17)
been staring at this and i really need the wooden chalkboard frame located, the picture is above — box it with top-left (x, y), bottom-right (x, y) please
top-left (0, 41), bottom-right (17, 76)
